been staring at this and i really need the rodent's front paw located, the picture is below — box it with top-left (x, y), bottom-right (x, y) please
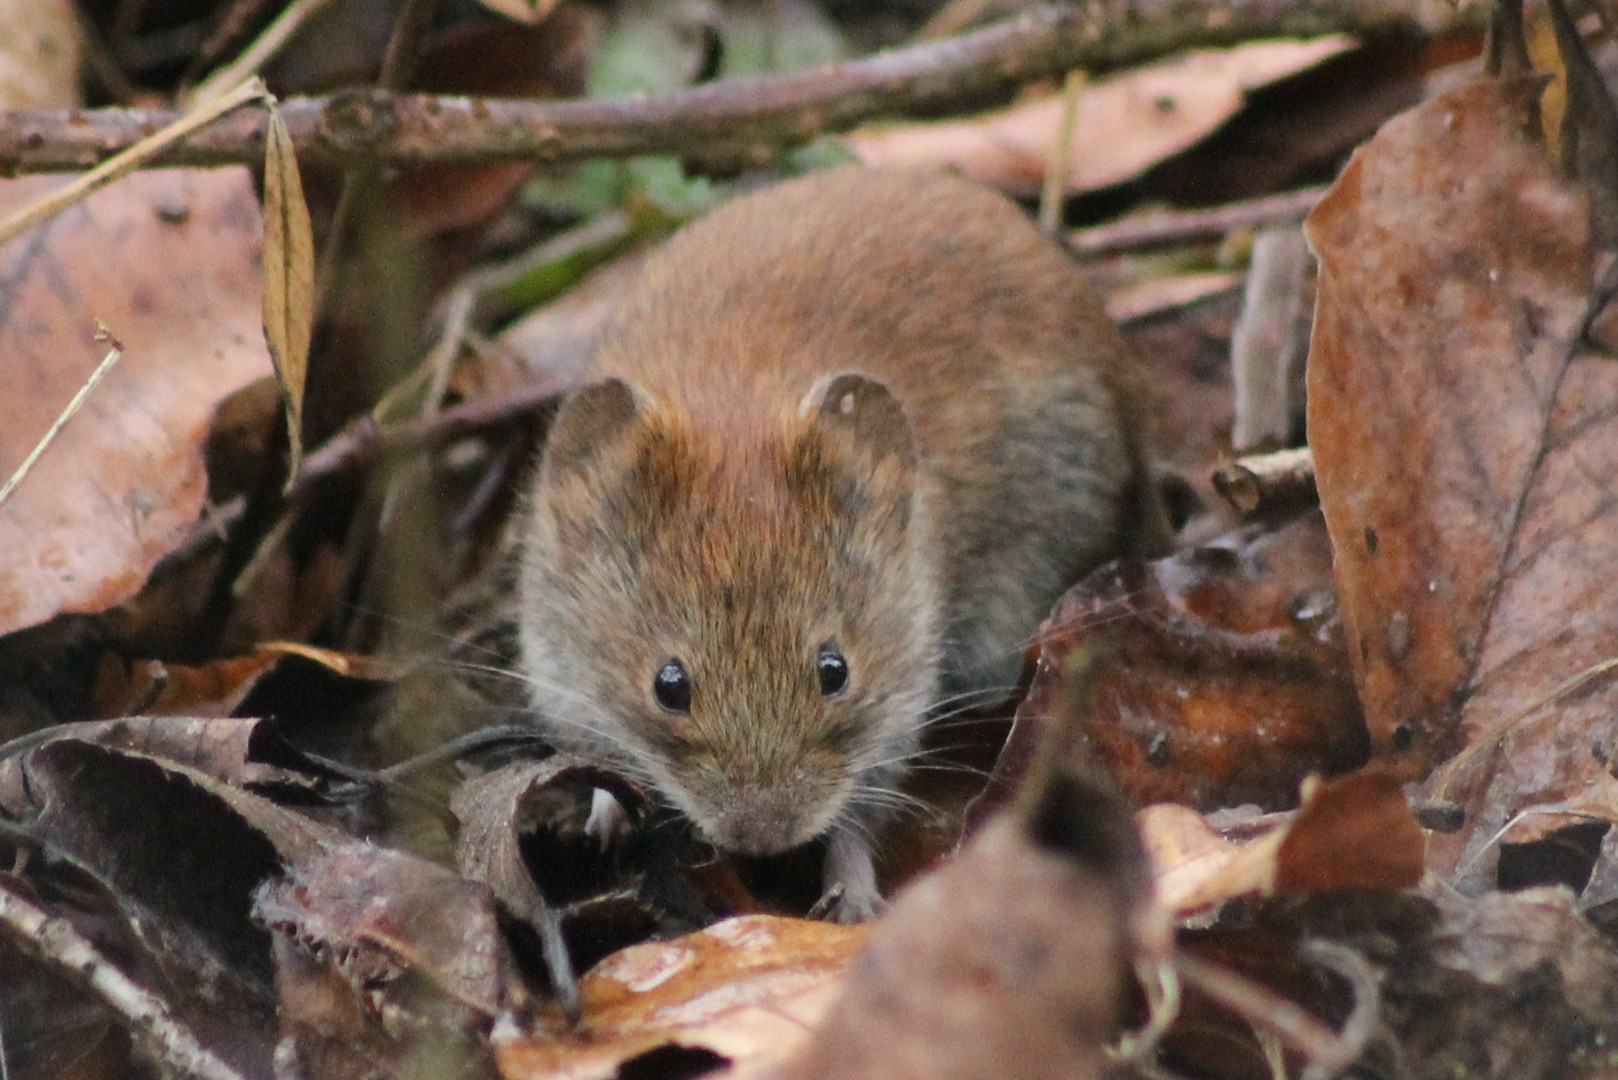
top-left (821, 879), bottom-right (886, 924)
top-left (821, 825), bottom-right (884, 923)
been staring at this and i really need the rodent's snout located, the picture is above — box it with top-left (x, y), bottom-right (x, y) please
top-left (680, 765), bottom-right (847, 856)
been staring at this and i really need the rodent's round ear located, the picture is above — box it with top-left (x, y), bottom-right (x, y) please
top-left (541, 377), bottom-right (641, 481)
top-left (800, 372), bottom-right (915, 469)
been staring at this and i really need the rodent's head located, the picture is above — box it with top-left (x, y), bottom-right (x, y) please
top-left (518, 374), bottom-right (940, 855)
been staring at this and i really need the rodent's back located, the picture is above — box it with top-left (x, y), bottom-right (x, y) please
top-left (589, 167), bottom-right (1163, 694)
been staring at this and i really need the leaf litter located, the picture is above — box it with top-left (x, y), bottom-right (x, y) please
top-left (6, 4), bottom-right (1618, 1080)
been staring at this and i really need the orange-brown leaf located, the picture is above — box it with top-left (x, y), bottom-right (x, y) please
top-left (1305, 75), bottom-right (1618, 885)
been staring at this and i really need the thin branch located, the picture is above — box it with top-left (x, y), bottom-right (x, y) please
top-left (0, 2), bottom-right (1478, 174)
top-left (186, 0), bottom-right (338, 107)
top-left (1213, 446), bottom-right (1317, 519)
top-left (1230, 225), bottom-right (1311, 451)
top-left (0, 881), bottom-right (250, 1080)
top-left (0, 79), bottom-right (265, 247)
top-left (1298, 940), bottom-right (1380, 1080)
top-left (1175, 949), bottom-right (1347, 1073)
top-left (1069, 185), bottom-right (1327, 257)
top-left (291, 372), bottom-right (568, 500)
top-left (158, 372), bottom-right (569, 576)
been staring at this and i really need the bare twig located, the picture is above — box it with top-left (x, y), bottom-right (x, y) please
top-left (0, 2), bottom-right (1479, 174)
top-left (0, 881), bottom-right (249, 1080)
top-left (158, 374), bottom-right (569, 575)
top-left (187, 0), bottom-right (338, 107)
top-left (292, 374), bottom-right (569, 500)
top-left (1175, 949), bottom-right (1348, 1074)
top-left (1298, 940), bottom-right (1380, 1080)
top-left (183, 0), bottom-right (283, 89)
top-left (0, 79), bottom-right (264, 248)
top-left (1231, 226), bottom-right (1311, 451)
top-left (1069, 186), bottom-right (1327, 257)
top-left (1212, 446), bottom-right (1317, 519)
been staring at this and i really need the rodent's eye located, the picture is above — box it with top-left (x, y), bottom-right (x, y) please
top-left (817, 643), bottom-right (850, 697)
top-left (653, 659), bottom-right (692, 713)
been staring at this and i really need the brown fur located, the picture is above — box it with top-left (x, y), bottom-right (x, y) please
top-left (518, 167), bottom-right (1166, 907)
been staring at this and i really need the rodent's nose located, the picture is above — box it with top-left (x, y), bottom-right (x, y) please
top-left (694, 782), bottom-right (835, 856)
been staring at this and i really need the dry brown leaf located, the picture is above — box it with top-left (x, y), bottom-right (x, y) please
top-left (0, 169), bottom-right (271, 637)
top-left (468, 0), bottom-right (559, 29)
top-left (1273, 771), bottom-right (1424, 894)
top-left (0, 715), bottom-right (352, 811)
top-left (0, 0), bottom-right (79, 109)
top-left (255, 842), bottom-right (533, 1063)
top-left (1141, 803), bottom-right (1281, 916)
top-left (494, 915), bottom-right (866, 1080)
top-left (91, 641), bottom-right (392, 720)
top-left (1305, 75), bottom-right (1618, 886)
top-left (1143, 771), bottom-right (1422, 917)
top-left (2, 737), bottom-right (342, 1076)
top-left (846, 37), bottom-right (1355, 196)
top-left (975, 513), bottom-right (1366, 826)
top-left (779, 771), bottom-right (1146, 1080)
top-left (1171, 883), bottom-right (1618, 1080)
top-left (263, 99), bottom-right (313, 484)
top-left (454, 758), bottom-right (645, 916)
top-left (452, 756), bottom-right (666, 991)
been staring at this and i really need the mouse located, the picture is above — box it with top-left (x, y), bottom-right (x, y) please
top-left (516, 166), bottom-right (1169, 920)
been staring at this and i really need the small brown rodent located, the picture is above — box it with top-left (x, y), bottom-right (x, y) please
top-left (518, 167), bottom-right (1167, 919)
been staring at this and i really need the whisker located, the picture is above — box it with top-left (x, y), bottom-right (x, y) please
top-left (925, 682), bottom-right (1023, 714)
top-left (930, 581), bottom-right (1162, 691)
top-left (831, 810), bottom-right (877, 853)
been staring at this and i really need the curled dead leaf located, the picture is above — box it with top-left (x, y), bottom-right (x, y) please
top-left (257, 841), bottom-right (533, 1080)
top-left (782, 770), bottom-right (1146, 1080)
top-left (976, 513), bottom-right (1365, 825)
top-left (495, 915), bottom-right (865, 1080)
top-left (1142, 770), bottom-right (1422, 918)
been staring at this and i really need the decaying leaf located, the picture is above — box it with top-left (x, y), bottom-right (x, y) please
top-left (494, 915), bottom-right (866, 1080)
top-left (977, 513), bottom-right (1365, 824)
top-left (454, 757), bottom-right (651, 916)
top-left (1306, 74), bottom-right (1618, 887)
top-left (0, 169), bottom-right (271, 637)
top-left (779, 771), bottom-right (1148, 1080)
top-left (0, 737), bottom-right (339, 1076)
top-left (256, 841), bottom-right (533, 1080)
top-left (1142, 770), bottom-right (1423, 917)
top-left (91, 643), bottom-right (391, 720)
top-left (0, 714), bottom-right (356, 810)
top-left (1170, 883), bottom-right (1618, 1080)
top-left (453, 756), bottom-right (665, 1014)
top-left (847, 37), bottom-right (1355, 196)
